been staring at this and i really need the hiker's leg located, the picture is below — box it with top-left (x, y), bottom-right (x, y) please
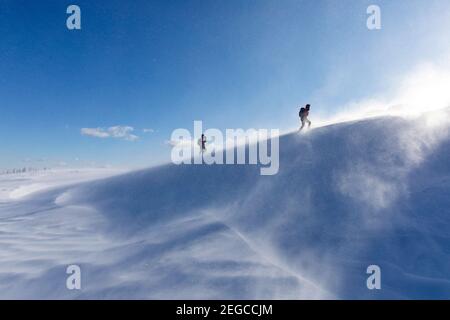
top-left (300, 120), bottom-right (305, 130)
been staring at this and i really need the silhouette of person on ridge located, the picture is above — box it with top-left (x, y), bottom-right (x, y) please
top-left (299, 104), bottom-right (312, 131)
top-left (198, 133), bottom-right (207, 154)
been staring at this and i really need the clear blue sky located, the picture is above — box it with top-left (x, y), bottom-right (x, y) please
top-left (1, 0), bottom-right (449, 169)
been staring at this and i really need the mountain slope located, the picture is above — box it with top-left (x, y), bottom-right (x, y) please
top-left (1, 109), bottom-right (449, 299)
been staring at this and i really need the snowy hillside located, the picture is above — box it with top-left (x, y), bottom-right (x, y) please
top-left (0, 108), bottom-right (449, 299)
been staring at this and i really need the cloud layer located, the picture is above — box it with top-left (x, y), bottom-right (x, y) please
top-left (81, 126), bottom-right (138, 141)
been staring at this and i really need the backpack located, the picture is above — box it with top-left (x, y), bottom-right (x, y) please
top-left (299, 107), bottom-right (306, 118)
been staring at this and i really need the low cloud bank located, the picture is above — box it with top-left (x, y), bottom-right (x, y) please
top-left (81, 125), bottom-right (138, 141)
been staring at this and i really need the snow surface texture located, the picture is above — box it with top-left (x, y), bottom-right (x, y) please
top-left (0, 109), bottom-right (449, 299)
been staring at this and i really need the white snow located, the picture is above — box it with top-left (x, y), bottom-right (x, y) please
top-left (0, 168), bottom-right (125, 201)
top-left (0, 108), bottom-right (449, 299)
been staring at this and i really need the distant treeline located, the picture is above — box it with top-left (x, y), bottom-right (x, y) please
top-left (0, 167), bottom-right (50, 175)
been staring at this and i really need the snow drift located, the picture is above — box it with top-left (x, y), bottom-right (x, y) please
top-left (1, 108), bottom-right (449, 299)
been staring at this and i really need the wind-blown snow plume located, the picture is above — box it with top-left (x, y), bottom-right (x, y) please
top-left (314, 60), bottom-right (450, 128)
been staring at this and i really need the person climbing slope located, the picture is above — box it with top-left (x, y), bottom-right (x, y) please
top-left (299, 104), bottom-right (312, 131)
top-left (198, 133), bottom-right (207, 154)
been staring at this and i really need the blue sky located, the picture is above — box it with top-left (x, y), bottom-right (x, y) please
top-left (1, 0), bottom-right (449, 169)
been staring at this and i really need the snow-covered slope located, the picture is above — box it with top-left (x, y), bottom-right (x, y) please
top-left (1, 109), bottom-right (449, 299)
top-left (0, 168), bottom-right (124, 202)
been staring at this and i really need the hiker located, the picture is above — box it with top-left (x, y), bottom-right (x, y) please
top-left (198, 133), bottom-right (207, 153)
top-left (299, 104), bottom-right (312, 131)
